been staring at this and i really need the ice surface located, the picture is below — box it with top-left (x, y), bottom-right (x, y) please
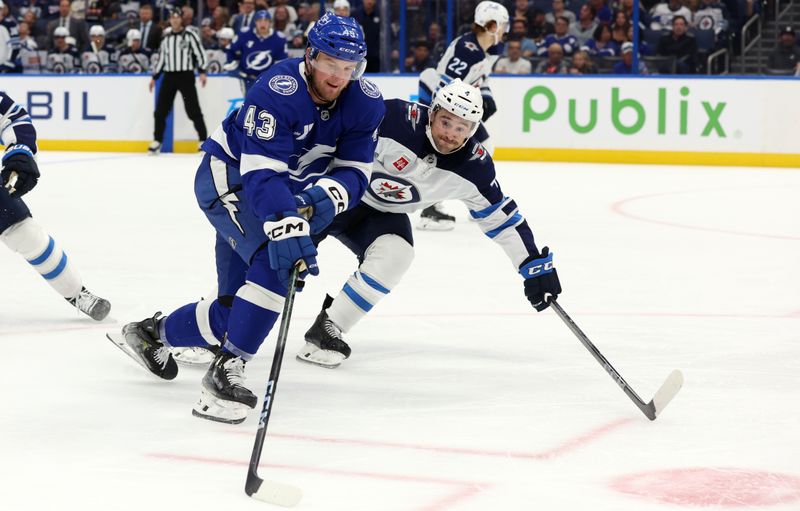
top-left (2, 152), bottom-right (799, 511)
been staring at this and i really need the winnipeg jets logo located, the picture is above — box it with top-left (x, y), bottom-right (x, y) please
top-left (464, 41), bottom-right (480, 52)
top-left (246, 50), bottom-right (273, 71)
top-left (366, 173), bottom-right (419, 204)
top-left (375, 180), bottom-right (411, 201)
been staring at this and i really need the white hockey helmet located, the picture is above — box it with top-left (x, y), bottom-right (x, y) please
top-left (426, 78), bottom-right (484, 154)
top-left (217, 27), bottom-right (235, 41)
top-left (89, 25), bottom-right (106, 37)
top-left (474, 1), bottom-right (509, 30)
top-left (53, 26), bottom-right (70, 38)
top-left (126, 28), bottom-right (142, 44)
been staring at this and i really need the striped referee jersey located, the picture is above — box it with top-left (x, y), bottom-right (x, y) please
top-left (152, 27), bottom-right (208, 78)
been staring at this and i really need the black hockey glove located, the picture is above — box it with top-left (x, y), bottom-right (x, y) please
top-left (519, 247), bottom-right (562, 312)
top-left (481, 95), bottom-right (497, 122)
top-left (2, 145), bottom-right (40, 197)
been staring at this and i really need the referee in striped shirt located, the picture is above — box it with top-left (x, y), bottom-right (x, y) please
top-left (148, 8), bottom-right (208, 154)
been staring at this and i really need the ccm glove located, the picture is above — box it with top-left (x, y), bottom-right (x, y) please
top-left (264, 213), bottom-right (319, 289)
top-left (294, 177), bottom-right (349, 234)
top-left (2, 145), bottom-right (40, 197)
top-left (481, 95), bottom-right (497, 122)
top-left (519, 247), bottom-right (562, 312)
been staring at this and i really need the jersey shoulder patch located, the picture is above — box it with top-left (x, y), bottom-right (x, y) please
top-left (359, 78), bottom-right (381, 99)
top-left (269, 74), bottom-right (299, 96)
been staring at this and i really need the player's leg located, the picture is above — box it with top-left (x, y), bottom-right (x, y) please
top-left (298, 208), bottom-right (414, 368)
top-left (0, 192), bottom-right (110, 320)
top-left (151, 75), bottom-right (179, 153)
top-left (178, 71), bottom-right (208, 143)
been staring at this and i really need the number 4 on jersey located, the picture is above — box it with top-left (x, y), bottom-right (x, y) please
top-left (244, 105), bottom-right (276, 140)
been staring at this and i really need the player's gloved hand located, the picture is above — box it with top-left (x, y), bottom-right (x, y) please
top-left (222, 61), bottom-right (239, 71)
top-left (481, 95), bottom-right (497, 122)
top-left (294, 177), bottom-right (349, 234)
top-left (263, 213), bottom-right (319, 289)
top-left (2, 145), bottom-right (40, 197)
top-left (519, 247), bottom-right (562, 312)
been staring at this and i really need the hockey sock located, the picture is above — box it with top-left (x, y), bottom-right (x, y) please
top-left (327, 234), bottom-right (413, 332)
top-left (0, 217), bottom-right (82, 299)
top-left (162, 298), bottom-right (229, 347)
top-left (223, 280), bottom-right (284, 360)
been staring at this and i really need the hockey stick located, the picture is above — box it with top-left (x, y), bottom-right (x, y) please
top-left (549, 299), bottom-right (683, 421)
top-left (245, 265), bottom-right (303, 507)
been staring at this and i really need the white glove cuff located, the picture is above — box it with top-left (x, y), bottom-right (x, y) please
top-left (315, 177), bottom-right (349, 215)
top-left (263, 216), bottom-right (310, 241)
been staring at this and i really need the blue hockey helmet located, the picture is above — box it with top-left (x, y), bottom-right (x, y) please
top-left (307, 12), bottom-right (367, 79)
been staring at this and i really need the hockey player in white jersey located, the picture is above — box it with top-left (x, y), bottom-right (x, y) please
top-left (417, 0), bottom-right (508, 230)
top-left (81, 25), bottom-right (119, 73)
top-left (296, 80), bottom-right (562, 368)
top-left (0, 92), bottom-right (110, 320)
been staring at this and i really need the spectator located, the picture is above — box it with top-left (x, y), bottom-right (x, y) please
top-left (509, 17), bottom-right (538, 57)
top-left (530, 8), bottom-right (554, 38)
top-left (84, 0), bottom-right (119, 24)
top-left (767, 26), bottom-right (800, 72)
top-left (295, 1), bottom-right (317, 33)
top-left (333, 0), bottom-right (350, 17)
top-left (200, 18), bottom-right (217, 48)
top-left (427, 21), bottom-right (446, 63)
top-left (47, 25), bottom-right (80, 72)
top-left (588, 0), bottom-right (613, 24)
top-left (569, 49), bottom-right (598, 73)
top-left (18, 0), bottom-right (44, 19)
top-left (211, 6), bottom-right (230, 31)
top-left (139, 4), bottom-right (162, 52)
top-left (611, 22), bottom-right (628, 45)
top-left (18, 20), bottom-right (46, 72)
top-left (542, 15), bottom-right (578, 55)
top-left (286, 28), bottom-right (305, 57)
top-left (583, 23), bottom-right (619, 56)
top-left (182, 5), bottom-right (199, 36)
top-left (546, 0), bottom-right (576, 25)
top-left (613, 41), bottom-right (649, 73)
top-left (512, 0), bottom-right (535, 26)
top-left (268, 0), bottom-right (297, 23)
top-left (272, 4), bottom-right (295, 38)
top-left (534, 42), bottom-right (568, 73)
top-left (353, 0), bottom-right (379, 71)
top-left (47, 0), bottom-right (87, 51)
top-left (569, 3), bottom-right (598, 45)
top-left (117, 28), bottom-right (152, 73)
top-left (657, 15), bottom-right (697, 73)
top-left (231, 0), bottom-right (256, 33)
top-left (650, 0), bottom-right (692, 31)
top-left (614, 10), bottom-right (629, 28)
top-left (494, 37), bottom-right (532, 74)
top-left (202, 0), bottom-right (220, 25)
top-left (405, 39), bottom-right (433, 73)
top-left (693, 0), bottom-right (730, 43)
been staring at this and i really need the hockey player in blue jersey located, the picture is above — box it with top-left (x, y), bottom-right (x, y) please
top-left (0, 92), bottom-right (110, 320)
top-left (110, 12), bottom-right (384, 424)
top-left (417, 0), bottom-right (508, 230)
top-left (224, 9), bottom-right (288, 94)
top-left (295, 79), bottom-right (562, 369)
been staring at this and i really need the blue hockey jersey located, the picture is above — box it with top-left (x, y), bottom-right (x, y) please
top-left (201, 57), bottom-right (385, 221)
top-left (226, 29), bottom-right (288, 80)
top-left (0, 92), bottom-right (37, 152)
top-left (363, 99), bottom-right (539, 268)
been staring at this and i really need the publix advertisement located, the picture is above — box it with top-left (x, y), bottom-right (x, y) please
top-left (2, 74), bottom-right (799, 166)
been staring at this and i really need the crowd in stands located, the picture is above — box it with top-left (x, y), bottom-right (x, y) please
top-left (0, 0), bottom-right (797, 75)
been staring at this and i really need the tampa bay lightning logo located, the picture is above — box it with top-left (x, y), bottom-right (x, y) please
top-left (246, 50), bottom-right (274, 72)
top-left (269, 74), bottom-right (299, 95)
top-left (359, 78), bottom-right (380, 99)
top-left (367, 173), bottom-right (420, 204)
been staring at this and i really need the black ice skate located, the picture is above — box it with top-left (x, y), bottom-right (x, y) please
top-left (192, 349), bottom-right (257, 424)
top-left (296, 295), bottom-right (351, 369)
top-left (417, 203), bottom-right (455, 231)
top-left (67, 286), bottom-right (111, 321)
top-left (106, 312), bottom-right (178, 380)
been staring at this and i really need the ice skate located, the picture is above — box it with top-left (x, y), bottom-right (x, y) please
top-left (172, 346), bottom-right (218, 366)
top-left (147, 141), bottom-right (161, 155)
top-left (417, 203), bottom-right (455, 231)
top-left (67, 286), bottom-right (111, 321)
top-left (192, 349), bottom-right (257, 424)
top-left (296, 297), bottom-right (351, 368)
top-left (107, 312), bottom-right (178, 380)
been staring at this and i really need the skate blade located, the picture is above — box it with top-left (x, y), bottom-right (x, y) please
top-left (295, 342), bottom-right (345, 369)
top-left (192, 389), bottom-right (250, 424)
top-left (106, 332), bottom-right (159, 377)
top-left (416, 218), bottom-right (455, 231)
top-left (172, 346), bottom-right (216, 366)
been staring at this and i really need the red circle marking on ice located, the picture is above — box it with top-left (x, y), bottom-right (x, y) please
top-left (611, 468), bottom-right (800, 507)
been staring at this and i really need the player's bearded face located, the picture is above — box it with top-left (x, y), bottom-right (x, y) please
top-left (430, 109), bottom-right (473, 154)
top-left (307, 52), bottom-right (357, 103)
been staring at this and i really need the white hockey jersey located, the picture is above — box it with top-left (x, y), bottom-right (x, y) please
top-left (362, 99), bottom-right (540, 268)
top-left (649, 3), bottom-right (693, 31)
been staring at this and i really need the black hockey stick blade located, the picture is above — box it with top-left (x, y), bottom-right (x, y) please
top-left (245, 266), bottom-right (303, 507)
